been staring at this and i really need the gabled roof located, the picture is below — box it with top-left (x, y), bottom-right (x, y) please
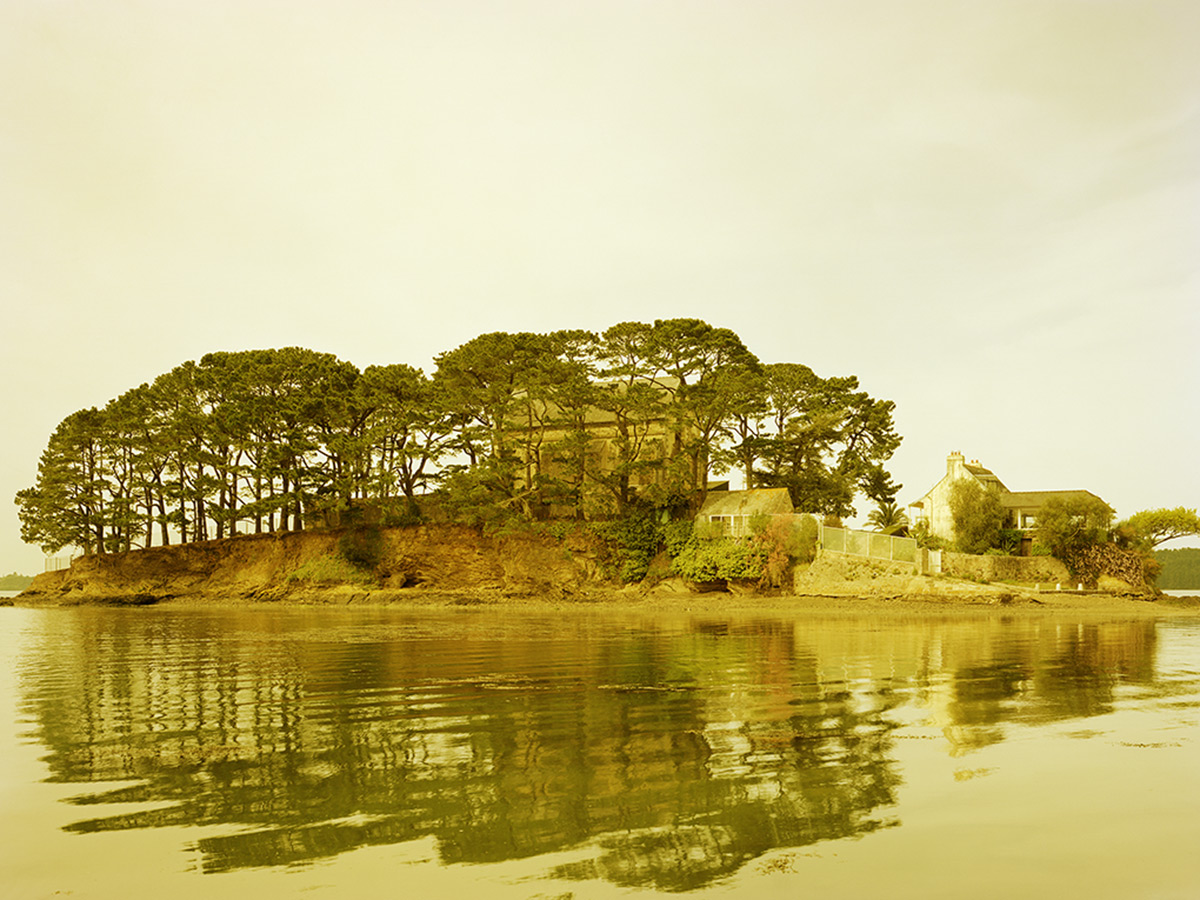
top-left (964, 464), bottom-right (1008, 491)
top-left (697, 488), bottom-right (794, 518)
top-left (999, 490), bottom-right (1105, 510)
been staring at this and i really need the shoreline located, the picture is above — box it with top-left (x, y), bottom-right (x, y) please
top-left (8, 524), bottom-right (1191, 618)
top-left (10, 582), bottom-right (1200, 618)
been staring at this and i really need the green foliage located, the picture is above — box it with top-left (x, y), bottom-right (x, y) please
top-left (948, 480), bottom-right (1007, 554)
top-left (672, 535), bottom-right (765, 583)
top-left (998, 529), bottom-right (1023, 554)
top-left (15, 321), bottom-right (905, 560)
top-left (734, 363), bottom-right (902, 518)
top-left (669, 514), bottom-right (814, 586)
top-left (866, 501), bottom-right (908, 535)
top-left (910, 521), bottom-right (948, 550)
top-left (288, 553), bottom-right (376, 585)
top-left (590, 512), bottom-right (662, 583)
top-left (1035, 495), bottom-right (1115, 562)
top-left (1116, 507), bottom-right (1200, 550)
top-left (337, 524), bottom-right (383, 571)
top-left (1153, 547), bottom-right (1200, 589)
top-left (794, 514), bottom-right (819, 563)
top-left (659, 519), bottom-right (694, 558)
top-left (0, 573), bottom-right (34, 591)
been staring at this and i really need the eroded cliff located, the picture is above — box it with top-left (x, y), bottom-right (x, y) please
top-left (19, 524), bottom-right (616, 606)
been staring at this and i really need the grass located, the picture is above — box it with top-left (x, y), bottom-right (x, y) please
top-left (287, 553), bottom-right (376, 585)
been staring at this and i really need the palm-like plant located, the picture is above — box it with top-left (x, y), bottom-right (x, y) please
top-left (867, 500), bottom-right (909, 535)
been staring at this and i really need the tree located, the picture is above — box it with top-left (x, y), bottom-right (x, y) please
top-left (1035, 494), bottom-right (1115, 560)
top-left (948, 480), bottom-right (1006, 554)
top-left (1116, 507), bottom-right (1200, 550)
top-left (866, 501), bottom-right (909, 535)
top-left (357, 363), bottom-right (455, 516)
top-left (739, 363), bottom-right (902, 518)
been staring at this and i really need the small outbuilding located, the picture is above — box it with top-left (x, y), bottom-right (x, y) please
top-left (695, 488), bottom-right (794, 537)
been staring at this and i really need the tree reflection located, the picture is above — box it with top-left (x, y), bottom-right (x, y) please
top-left (18, 608), bottom-right (1161, 889)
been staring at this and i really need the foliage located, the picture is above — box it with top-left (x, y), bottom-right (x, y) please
top-left (589, 511), bottom-right (663, 583)
top-left (0, 573), bottom-right (33, 591)
top-left (15, 321), bottom-right (905, 559)
top-left (719, 362), bottom-right (902, 518)
top-left (997, 529), bottom-right (1023, 554)
top-left (1115, 507), bottom-right (1200, 550)
top-left (672, 535), bottom-right (765, 583)
top-left (337, 524), bottom-right (384, 571)
top-left (1154, 548), bottom-right (1200, 589)
top-left (748, 515), bottom-right (805, 587)
top-left (947, 480), bottom-right (1007, 554)
top-left (287, 553), bottom-right (376, 585)
top-left (794, 514), bottom-right (820, 564)
top-left (1034, 495), bottom-right (1115, 563)
top-left (659, 519), bottom-right (694, 558)
top-left (669, 514), bottom-right (815, 587)
top-left (866, 501), bottom-right (908, 535)
top-left (909, 521), bottom-right (947, 550)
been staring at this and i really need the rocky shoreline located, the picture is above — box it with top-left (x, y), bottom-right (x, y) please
top-left (8, 524), bottom-right (1193, 617)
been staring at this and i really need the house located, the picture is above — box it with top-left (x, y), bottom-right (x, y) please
top-left (907, 451), bottom-right (1107, 550)
top-left (506, 376), bottom-right (699, 515)
top-left (695, 488), bottom-right (794, 538)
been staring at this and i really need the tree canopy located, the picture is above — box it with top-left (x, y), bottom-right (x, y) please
top-left (1115, 507), bottom-right (1200, 550)
top-left (947, 480), bottom-right (1006, 554)
top-left (16, 322), bottom-right (903, 555)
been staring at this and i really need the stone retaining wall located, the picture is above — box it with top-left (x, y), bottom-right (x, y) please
top-left (940, 551), bottom-right (1069, 584)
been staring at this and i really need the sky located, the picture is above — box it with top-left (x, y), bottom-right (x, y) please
top-left (1, 0), bottom-right (1197, 574)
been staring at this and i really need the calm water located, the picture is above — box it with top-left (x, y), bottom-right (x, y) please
top-left (2, 606), bottom-right (1199, 899)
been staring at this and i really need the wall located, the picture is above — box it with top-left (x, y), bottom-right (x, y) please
top-left (940, 551), bottom-right (1069, 584)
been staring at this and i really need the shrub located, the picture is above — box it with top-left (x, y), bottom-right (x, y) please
top-left (911, 520), bottom-right (949, 550)
top-left (672, 535), bottom-right (764, 583)
top-left (794, 515), bottom-right (819, 563)
top-left (749, 515), bottom-right (809, 587)
top-left (948, 480), bottom-right (1007, 554)
top-left (589, 512), bottom-right (661, 583)
top-left (659, 519), bottom-right (694, 558)
top-left (289, 553), bottom-right (376, 585)
top-left (1035, 495), bottom-right (1115, 562)
top-left (338, 524), bottom-right (384, 570)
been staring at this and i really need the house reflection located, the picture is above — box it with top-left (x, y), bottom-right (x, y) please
top-left (20, 609), bottom-right (1160, 889)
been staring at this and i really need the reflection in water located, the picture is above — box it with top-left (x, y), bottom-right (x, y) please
top-left (17, 609), bottom-right (1165, 890)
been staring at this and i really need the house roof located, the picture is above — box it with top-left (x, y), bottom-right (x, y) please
top-left (696, 488), bottom-right (794, 518)
top-left (999, 490), bottom-right (1106, 510)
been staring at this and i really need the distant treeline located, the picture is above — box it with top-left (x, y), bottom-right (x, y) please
top-left (0, 572), bottom-right (33, 591)
top-left (1154, 548), bottom-right (1200, 589)
top-left (16, 319), bottom-right (901, 556)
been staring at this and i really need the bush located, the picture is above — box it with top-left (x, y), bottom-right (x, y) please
top-left (911, 520), bottom-right (949, 550)
top-left (289, 553), bottom-right (376, 585)
top-left (949, 480), bottom-right (1007, 554)
top-left (338, 524), bottom-right (384, 570)
top-left (794, 515), bottom-right (819, 563)
top-left (749, 515), bottom-right (808, 587)
top-left (589, 511), bottom-right (661, 583)
top-left (659, 519), bottom-right (694, 558)
top-left (672, 535), bottom-right (764, 583)
top-left (1035, 495), bottom-right (1115, 562)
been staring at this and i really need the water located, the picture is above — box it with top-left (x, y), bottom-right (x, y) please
top-left (2, 605), bottom-right (1199, 899)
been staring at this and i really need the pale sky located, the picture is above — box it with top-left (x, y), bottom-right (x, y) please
top-left (2, 0), bottom-right (1198, 573)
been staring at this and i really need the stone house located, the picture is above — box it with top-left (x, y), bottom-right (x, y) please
top-left (507, 377), bottom-right (698, 515)
top-left (907, 451), bottom-right (1107, 550)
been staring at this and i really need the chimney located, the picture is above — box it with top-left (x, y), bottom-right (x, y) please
top-left (947, 451), bottom-right (965, 477)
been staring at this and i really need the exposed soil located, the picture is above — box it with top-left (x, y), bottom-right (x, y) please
top-left (14, 524), bottom-right (1197, 618)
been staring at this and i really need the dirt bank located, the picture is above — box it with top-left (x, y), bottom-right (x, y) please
top-left (13, 524), bottom-right (1194, 617)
